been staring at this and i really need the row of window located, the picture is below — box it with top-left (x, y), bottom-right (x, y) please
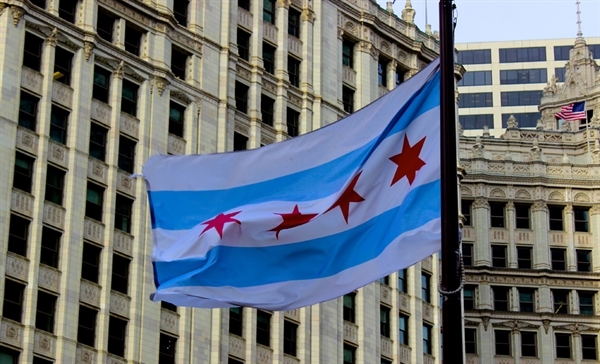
top-left (458, 45), bottom-right (600, 65)
top-left (459, 90), bottom-right (543, 108)
top-left (459, 113), bottom-right (542, 130)
top-left (458, 69), bottom-right (547, 86)
top-left (239, 0), bottom-right (302, 38)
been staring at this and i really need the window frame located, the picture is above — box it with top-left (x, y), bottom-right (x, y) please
top-left (398, 313), bottom-right (409, 345)
top-left (121, 79), bottom-right (139, 117)
top-left (111, 253), bottom-right (131, 295)
top-left (462, 243), bottom-right (473, 267)
top-left (555, 333), bottom-right (572, 359)
top-left (421, 272), bottom-right (431, 303)
top-left (54, 47), bottom-right (74, 85)
top-left (108, 315), bottom-right (127, 357)
top-left (515, 203), bottom-right (531, 229)
top-left (342, 39), bottom-right (354, 68)
top-left (579, 291), bottom-right (594, 315)
top-left (422, 324), bottom-right (432, 355)
top-left (495, 329), bottom-right (511, 356)
top-left (235, 81), bottom-right (249, 114)
top-left (13, 152), bottom-right (35, 193)
top-left (81, 242), bottom-right (102, 283)
top-left (380, 305), bottom-right (391, 338)
top-left (489, 202), bottom-right (506, 228)
top-left (256, 310), bottom-right (272, 347)
top-left (518, 288), bottom-right (534, 312)
top-left (237, 28), bottom-right (251, 62)
top-left (50, 105), bottom-right (69, 145)
top-left (463, 285), bottom-right (475, 310)
top-left (85, 182), bottom-right (104, 222)
top-left (552, 290), bottom-right (569, 314)
top-left (229, 307), bottom-right (243, 336)
top-left (8, 214), bottom-right (30, 257)
top-left (159, 333), bottom-right (177, 364)
top-left (461, 200), bottom-right (472, 226)
top-left (465, 327), bottom-right (477, 354)
top-left (343, 344), bottom-right (356, 364)
top-left (516, 246), bottom-right (532, 269)
top-left (263, 0), bottom-right (275, 24)
top-left (124, 23), bottom-right (143, 56)
top-left (58, 0), bottom-right (78, 23)
top-left (398, 269), bottom-right (408, 293)
top-left (261, 94), bottom-right (275, 126)
top-left (114, 194), bottom-right (133, 233)
top-left (2, 279), bottom-right (26, 323)
top-left (24, 32), bottom-right (44, 71)
top-left (288, 7), bottom-right (300, 38)
top-left (521, 331), bottom-right (537, 357)
top-left (576, 249), bottom-right (592, 272)
top-left (171, 45), bottom-right (188, 79)
top-left (343, 293), bottom-right (356, 323)
top-left (581, 334), bottom-right (598, 360)
top-left (233, 132), bottom-right (248, 151)
top-left (491, 245), bottom-right (507, 268)
top-left (96, 8), bottom-right (116, 42)
top-left (40, 226), bottom-right (61, 268)
top-left (342, 86), bottom-right (354, 113)
top-left (288, 56), bottom-right (301, 88)
top-left (77, 304), bottom-right (98, 347)
top-left (262, 42), bottom-right (276, 74)
top-left (118, 135), bottom-right (136, 173)
top-left (573, 206), bottom-right (589, 232)
top-left (550, 248), bottom-right (566, 271)
top-left (45, 165), bottom-right (65, 205)
top-left (378, 58), bottom-right (388, 87)
top-left (89, 122), bottom-right (108, 161)
top-left (18, 91), bottom-right (39, 131)
top-left (93, 65), bottom-right (111, 103)
top-left (286, 108), bottom-right (300, 137)
top-left (173, 0), bottom-right (189, 27)
top-left (35, 290), bottom-right (57, 333)
top-left (493, 286), bottom-right (509, 311)
top-left (283, 320), bottom-right (298, 356)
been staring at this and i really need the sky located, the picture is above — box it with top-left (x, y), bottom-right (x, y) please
top-left (376, 0), bottom-right (600, 43)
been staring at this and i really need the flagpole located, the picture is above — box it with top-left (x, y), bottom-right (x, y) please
top-left (439, 0), bottom-right (464, 362)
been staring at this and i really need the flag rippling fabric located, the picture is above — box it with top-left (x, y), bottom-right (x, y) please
top-left (555, 101), bottom-right (586, 121)
top-left (144, 59), bottom-right (442, 310)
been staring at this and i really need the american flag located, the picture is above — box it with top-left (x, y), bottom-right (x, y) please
top-left (555, 101), bottom-right (586, 121)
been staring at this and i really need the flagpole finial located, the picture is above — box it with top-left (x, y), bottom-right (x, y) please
top-left (576, 0), bottom-right (583, 38)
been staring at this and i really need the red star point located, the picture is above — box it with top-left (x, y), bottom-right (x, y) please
top-left (325, 172), bottom-right (365, 224)
top-left (389, 135), bottom-right (427, 186)
top-left (269, 205), bottom-right (318, 239)
top-left (200, 211), bottom-right (241, 238)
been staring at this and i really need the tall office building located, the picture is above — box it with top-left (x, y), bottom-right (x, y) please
top-left (0, 1), bottom-right (444, 363)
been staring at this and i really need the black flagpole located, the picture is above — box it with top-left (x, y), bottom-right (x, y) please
top-left (439, 0), bottom-right (464, 362)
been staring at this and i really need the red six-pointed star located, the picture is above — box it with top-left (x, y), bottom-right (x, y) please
top-left (269, 204), bottom-right (318, 239)
top-left (199, 211), bottom-right (241, 238)
top-left (325, 171), bottom-right (365, 224)
top-left (389, 135), bottom-right (427, 186)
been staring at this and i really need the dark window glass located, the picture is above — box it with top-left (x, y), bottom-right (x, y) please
top-left (462, 243), bottom-right (473, 267)
top-left (395, 67), bottom-right (407, 86)
top-left (501, 113), bottom-right (541, 128)
top-left (35, 290), bottom-right (57, 333)
top-left (378, 59), bottom-right (388, 87)
top-left (229, 307), bottom-right (243, 336)
top-left (517, 246), bottom-right (532, 269)
top-left (263, 0), bottom-right (275, 23)
top-left (515, 204), bottom-right (530, 229)
top-left (461, 200), bottom-right (472, 226)
top-left (288, 8), bottom-right (300, 37)
top-left (235, 81), bottom-right (249, 113)
top-left (93, 65), bottom-right (111, 103)
top-left (2, 279), bottom-right (26, 322)
top-left (283, 320), bottom-right (298, 356)
top-left (111, 254), bottom-right (130, 294)
top-left (551, 248), bottom-right (566, 271)
top-left (173, 0), bottom-right (189, 27)
top-left (40, 227), bottom-right (61, 268)
top-left (500, 69), bottom-right (547, 85)
top-left (493, 286), bottom-right (509, 311)
top-left (233, 132), bottom-right (248, 151)
top-left (381, 359), bottom-right (392, 364)
top-left (579, 292), bottom-right (594, 315)
top-left (499, 47), bottom-right (546, 63)
top-left (465, 328), bottom-right (477, 354)
top-left (89, 122), bottom-right (108, 161)
top-left (161, 301), bottom-right (177, 312)
top-left (50, 105), bottom-right (69, 144)
top-left (115, 194), bottom-right (133, 233)
top-left (422, 324), bottom-right (432, 354)
top-left (108, 316), bottom-right (127, 357)
top-left (589, 44), bottom-right (600, 59)
top-left (555, 68), bottom-right (566, 82)
top-left (398, 269), bottom-right (407, 292)
top-left (521, 331), bottom-right (537, 357)
top-left (342, 86), bottom-right (354, 113)
top-left (24, 32), bottom-right (44, 71)
top-left (256, 310), bottom-right (271, 347)
top-left (556, 333), bottom-right (571, 358)
top-left (492, 245), bottom-right (507, 268)
top-left (458, 92), bottom-right (493, 108)
top-left (32, 357), bottom-right (52, 364)
top-left (342, 39), bottom-right (354, 68)
top-left (500, 91), bottom-right (543, 106)
top-left (463, 286), bottom-right (475, 310)
top-left (379, 275), bottom-right (389, 285)
top-left (169, 101), bottom-right (185, 137)
top-left (45, 165), bottom-right (65, 205)
top-left (490, 202), bottom-right (506, 228)
top-left (159, 333), bottom-right (177, 364)
top-left (237, 29), bottom-right (251, 61)
top-left (18, 91), bottom-right (39, 131)
top-left (81, 242), bottom-right (101, 283)
top-left (581, 334), bottom-right (597, 360)
top-left (58, 0), bottom-right (78, 23)
top-left (421, 272), bottom-right (430, 303)
top-left (458, 114), bottom-right (494, 130)
top-left (171, 46), bottom-right (188, 79)
top-left (31, 0), bottom-right (46, 8)
top-left (229, 358), bottom-right (244, 364)
top-left (553, 290), bottom-right (569, 314)
top-left (577, 249), bottom-right (592, 272)
top-left (54, 47), bottom-right (74, 85)
top-left (124, 23), bottom-right (143, 56)
top-left (343, 293), bottom-right (356, 323)
top-left (574, 207), bottom-right (589, 232)
top-left (118, 136), bottom-right (136, 173)
top-left (495, 330), bottom-right (511, 355)
top-left (78, 305), bottom-right (98, 347)
top-left (13, 152), bottom-right (34, 193)
top-left (549, 206), bottom-right (564, 231)
top-left (261, 95), bottom-right (275, 126)
top-left (519, 289), bottom-right (534, 312)
top-left (121, 80), bottom-right (139, 117)
top-left (287, 108), bottom-right (299, 137)
top-left (288, 56), bottom-right (300, 88)
top-left (85, 182), bottom-right (104, 221)
top-left (398, 313), bottom-right (408, 345)
top-left (457, 49), bottom-right (491, 64)
top-left (343, 344), bottom-right (356, 364)
top-left (554, 45), bottom-right (572, 61)
top-left (457, 70), bottom-right (493, 86)
top-left (8, 214), bottom-right (30, 257)
top-left (97, 8), bottom-right (116, 42)
top-left (238, 0), bottom-right (250, 11)
top-left (380, 305), bottom-right (390, 337)
top-left (263, 43), bottom-right (276, 74)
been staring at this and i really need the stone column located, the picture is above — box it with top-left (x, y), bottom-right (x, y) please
top-left (512, 329), bottom-right (521, 363)
top-left (506, 201), bottom-right (517, 268)
top-left (472, 198), bottom-right (491, 266)
top-left (564, 204), bottom-right (576, 271)
top-left (589, 205), bottom-right (600, 272)
top-left (510, 287), bottom-right (519, 311)
top-left (355, 40), bottom-right (377, 109)
top-left (274, 0), bottom-right (290, 140)
top-left (386, 60), bottom-right (396, 91)
top-left (531, 201), bottom-right (551, 269)
top-left (477, 284), bottom-right (493, 310)
top-left (572, 331), bottom-right (582, 363)
top-left (537, 285), bottom-right (553, 313)
top-left (570, 289), bottom-right (579, 315)
top-left (299, 7), bottom-right (315, 134)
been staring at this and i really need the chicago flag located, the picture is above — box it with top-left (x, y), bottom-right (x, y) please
top-left (144, 59), bottom-right (442, 310)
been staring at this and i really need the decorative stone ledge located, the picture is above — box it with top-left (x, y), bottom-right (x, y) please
top-left (549, 231), bottom-right (567, 246)
top-left (379, 85), bottom-right (388, 97)
top-left (398, 291), bottom-right (410, 313)
top-left (228, 334), bottom-right (245, 360)
top-left (283, 354), bottom-right (300, 364)
top-left (422, 301), bottom-right (434, 323)
top-left (462, 227), bottom-right (475, 241)
top-left (398, 344), bottom-right (411, 364)
top-left (520, 359), bottom-right (540, 364)
top-left (160, 308), bottom-right (179, 335)
top-left (288, 34), bottom-right (302, 57)
top-left (11, 188), bottom-right (34, 217)
top-left (21, 66), bottom-right (44, 94)
top-left (113, 230), bottom-right (133, 257)
top-left (5, 252), bottom-right (29, 282)
top-left (493, 357), bottom-right (515, 364)
top-left (381, 336), bottom-right (393, 358)
top-left (43, 201), bottom-right (65, 230)
top-left (16, 127), bottom-right (39, 155)
top-left (0, 319), bottom-right (23, 348)
top-left (79, 279), bottom-right (101, 308)
top-left (38, 265), bottom-right (61, 293)
top-left (91, 99), bottom-right (112, 126)
top-left (261, 124), bottom-right (276, 146)
top-left (574, 232), bottom-right (591, 247)
top-left (116, 170), bottom-right (135, 196)
top-left (52, 80), bottom-right (73, 109)
top-left (167, 134), bottom-right (186, 155)
top-left (110, 291), bottom-right (131, 318)
top-left (490, 228), bottom-right (508, 242)
top-left (120, 112), bottom-right (139, 139)
top-left (33, 329), bottom-right (56, 359)
top-left (88, 158), bottom-right (108, 184)
top-left (423, 353), bottom-right (436, 364)
top-left (83, 218), bottom-right (104, 245)
top-left (47, 140), bottom-right (68, 168)
top-left (238, 8), bottom-right (253, 30)
top-left (342, 66), bottom-right (356, 87)
top-left (422, 256), bottom-right (433, 272)
top-left (256, 344), bottom-right (273, 364)
top-left (380, 283), bottom-right (392, 306)
top-left (465, 354), bottom-right (479, 364)
top-left (284, 308), bottom-right (300, 322)
top-left (107, 353), bottom-right (127, 364)
top-left (76, 344), bottom-right (97, 364)
top-left (263, 21), bottom-right (277, 44)
top-left (343, 321), bottom-right (358, 345)
top-left (514, 230), bottom-right (532, 244)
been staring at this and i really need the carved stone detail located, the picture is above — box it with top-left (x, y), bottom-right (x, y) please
top-left (43, 202), bottom-right (65, 230)
top-left (151, 76), bottom-right (168, 96)
top-left (472, 197), bottom-right (489, 209)
top-left (80, 279), bottom-right (101, 307)
top-left (10, 5), bottom-right (25, 27)
top-left (380, 284), bottom-right (392, 306)
top-left (422, 302), bottom-right (434, 323)
top-left (48, 141), bottom-right (68, 168)
top-left (11, 189), bottom-right (34, 217)
top-left (167, 134), bottom-right (186, 155)
top-left (6, 253), bottom-right (29, 282)
top-left (83, 218), bottom-right (104, 245)
top-left (343, 321), bottom-right (358, 345)
top-left (0, 320), bottom-right (24, 348)
top-left (88, 158), bottom-right (108, 184)
top-left (113, 230), bottom-right (133, 257)
top-left (16, 127), bottom-right (39, 155)
top-left (229, 334), bottom-right (245, 360)
top-left (84, 41), bottom-right (94, 62)
top-left (52, 81), bottom-right (73, 109)
top-left (110, 291), bottom-right (131, 318)
top-left (76, 344), bottom-right (97, 364)
top-left (91, 99), bottom-right (112, 125)
top-left (120, 112), bottom-right (140, 139)
top-left (33, 330), bottom-right (56, 358)
top-left (160, 309), bottom-right (180, 335)
top-left (21, 66), bottom-right (44, 95)
top-left (170, 90), bottom-right (192, 105)
top-left (38, 265), bottom-right (61, 293)
top-left (256, 344), bottom-right (273, 364)
top-left (381, 336), bottom-right (393, 358)
top-left (117, 170), bottom-right (135, 196)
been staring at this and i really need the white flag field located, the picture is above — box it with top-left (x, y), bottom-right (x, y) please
top-left (143, 59), bottom-right (442, 310)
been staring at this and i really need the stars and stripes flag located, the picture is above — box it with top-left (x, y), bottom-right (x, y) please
top-left (144, 59), bottom-right (442, 310)
top-left (555, 101), bottom-right (586, 121)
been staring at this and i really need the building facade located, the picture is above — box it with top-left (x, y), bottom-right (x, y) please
top-left (0, 1), bottom-right (444, 364)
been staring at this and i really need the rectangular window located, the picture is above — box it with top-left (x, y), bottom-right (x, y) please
top-left (58, 0), bottom-right (78, 23)
top-left (288, 56), bottom-right (300, 88)
top-left (380, 305), bottom-right (390, 338)
top-left (422, 324), bottom-right (432, 354)
top-left (3, 279), bottom-right (26, 322)
top-left (465, 328), bottom-right (477, 354)
top-left (398, 313), bottom-right (408, 345)
top-left (169, 101), bottom-right (185, 137)
top-left (77, 305), bottom-right (98, 347)
top-left (379, 275), bottom-right (389, 285)
top-left (121, 80), bottom-right (139, 117)
top-left (421, 272), bottom-right (431, 303)
top-left (579, 291), bottom-right (594, 315)
top-left (342, 86), bottom-right (354, 113)
top-left (457, 49), bottom-right (491, 64)
top-left (343, 293), bottom-right (356, 323)
top-left (171, 46), bottom-right (188, 79)
top-left (31, 0), bottom-right (46, 7)
top-left (500, 69), bottom-right (547, 84)
top-left (111, 254), bottom-right (130, 294)
top-left (548, 205), bottom-right (564, 231)
top-left (238, 0), bottom-right (250, 11)
top-left (556, 333), bottom-right (572, 358)
top-left (288, 8), bottom-right (300, 37)
top-left (501, 112), bottom-right (541, 128)
top-left (35, 290), bottom-right (57, 333)
top-left (555, 67), bottom-right (567, 82)
top-left (85, 182), bottom-right (104, 221)
top-left (581, 334), bottom-right (597, 360)
top-left (551, 248), bottom-right (566, 270)
top-left (287, 108), bottom-right (300, 137)
top-left (381, 359), bottom-right (392, 364)
top-left (159, 333), bottom-right (177, 364)
top-left (40, 227), bottom-right (61, 268)
top-left (18, 91), bottom-right (39, 131)
top-left (261, 95), bottom-right (274, 126)
top-left (342, 39), bottom-right (354, 68)
top-left (161, 301), bottom-right (177, 312)
top-left (237, 29), bottom-right (251, 62)
top-left (499, 47), bottom-right (546, 63)
top-left (517, 246), bottom-right (532, 269)
top-left (97, 8), bottom-right (116, 42)
top-left (458, 92), bottom-right (493, 108)
top-left (463, 285), bottom-right (475, 310)
top-left (515, 204), bottom-right (530, 229)
top-left (574, 207), bottom-right (589, 232)
top-left (235, 81), bottom-right (249, 113)
top-left (54, 47), bottom-right (74, 85)
top-left (108, 316), bottom-right (127, 357)
top-left (93, 65), bottom-right (111, 103)
top-left (263, 0), bottom-right (275, 23)
top-left (521, 331), bottom-right (537, 357)
top-left (554, 45), bottom-right (572, 61)
top-left (459, 114), bottom-right (494, 130)
top-left (229, 307), bottom-right (243, 336)
top-left (13, 152), bottom-right (34, 193)
top-left (461, 200), bottom-right (472, 226)
top-left (263, 42), bottom-right (276, 74)
top-left (118, 135), bottom-right (136, 173)
top-left (256, 310), bottom-right (271, 347)
top-left (45, 165), bottom-right (65, 205)
top-left (343, 344), bottom-right (356, 364)
top-left (458, 70), bottom-right (493, 86)
top-left (233, 132), bottom-right (248, 151)
top-left (173, 0), bottom-right (189, 27)
top-left (553, 290), bottom-right (569, 314)
top-left (500, 91), bottom-right (543, 106)
top-left (462, 243), bottom-right (473, 267)
top-left (491, 245), bottom-right (507, 268)
top-left (495, 330), bottom-right (511, 355)
top-left (8, 214), bottom-right (30, 257)
top-left (89, 122), bottom-right (108, 161)
top-left (395, 67), bottom-right (406, 86)
top-left (124, 23), bottom-right (143, 56)
top-left (283, 320), bottom-right (298, 356)
top-left (81, 242), bottom-right (101, 283)
top-left (398, 269), bottom-right (407, 292)
top-left (519, 289), bottom-right (534, 312)
top-left (229, 358), bottom-right (244, 364)
top-left (378, 59), bottom-right (388, 87)
top-left (50, 105), bottom-right (69, 144)
top-left (115, 194), bottom-right (133, 233)
top-left (576, 249), bottom-right (592, 272)
top-left (24, 32), bottom-right (44, 71)
top-left (490, 202), bottom-right (506, 228)
top-left (493, 286), bottom-right (509, 311)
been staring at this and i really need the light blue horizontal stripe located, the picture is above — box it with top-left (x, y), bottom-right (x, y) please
top-left (153, 179), bottom-right (440, 289)
top-left (149, 72), bottom-right (440, 231)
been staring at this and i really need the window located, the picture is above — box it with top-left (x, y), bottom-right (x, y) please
top-left (228, 358), bottom-right (244, 364)
top-left (0, 346), bottom-right (19, 363)
top-left (287, 108), bottom-right (299, 137)
top-left (461, 200), bottom-right (472, 226)
top-left (514, 204), bottom-right (530, 229)
top-left (35, 290), bottom-right (57, 333)
top-left (45, 165), bottom-right (65, 205)
top-left (579, 291), bottom-right (594, 315)
top-left (18, 91), bottom-right (39, 131)
top-left (521, 331), bottom-right (537, 357)
top-left (161, 301), bottom-right (177, 312)
top-left (261, 95), bottom-right (274, 126)
top-left (89, 123), bottom-right (108, 161)
top-left (395, 67), bottom-right (406, 86)
top-left (50, 105), bottom-right (69, 144)
top-left (342, 86), bottom-right (354, 113)
top-left (379, 275), bottom-right (389, 285)
top-left (551, 248), bottom-right (566, 270)
top-left (81, 242), bottom-right (101, 283)
top-left (491, 245), bottom-right (507, 268)
top-left (343, 293), bottom-right (356, 323)
top-left (421, 272), bottom-right (431, 303)
top-left (343, 344), bottom-right (356, 364)
top-left (576, 249), bottom-right (592, 272)
top-left (8, 214), bottom-right (30, 257)
top-left (85, 182), bottom-right (104, 221)
top-left (581, 334), bottom-right (597, 360)
top-left (33, 356), bottom-right (53, 364)
top-left (263, 42), bottom-right (275, 74)
top-left (458, 70), bottom-right (492, 86)
top-left (548, 206), bottom-right (564, 231)
top-left (490, 202), bottom-right (506, 228)
top-left (501, 113), bottom-right (541, 128)
top-left (422, 324), bottom-right (432, 354)
top-left (500, 69), bottom-right (547, 84)
top-left (457, 49), bottom-right (491, 64)
top-left (97, 8), bottom-right (116, 42)
top-left (256, 310), bottom-right (271, 347)
top-left (553, 290), bottom-right (569, 314)
top-left (121, 80), bottom-right (139, 116)
top-left (108, 316), bottom-right (127, 357)
top-left (263, 0), bottom-right (275, 23)
top-left (459, 114), bottom-right (494, 130)
top-left (58, 0), bottom-right (78, 23)
top-left (40, 227), bottom-right (61, 268)
top-left (458, 92), bottom-right (493, 108)
top-left (229, 307), bottom-right (243, 336)
top-left (233, 132), bottom-right (248, 151)
top-left (238, 0), bottom-right (250, 11)
top-left (288, 56), bottom-right (300, 88)
top-left (378, 59), bottom-right (388, 87)
top-left (288, 8), bottom-right (300, 37)
top-left (555, 333), bottom-right (571, 358)
top-left (500, 91), bottom-right (543, 106)
top-left (13, 152), bottom-right (34, 193)
top-left (398, 313), bottom-right (408, 345)
top-left (380, 306), bottom-right (390, 337)
top-left (77, 305), bottom-right (98, 347)
top-left (173, 0), bottom-right (189, 26)
top-left (171, 46), bottom-right (188, 79)
top-left (493, 286), bottom-right (509, 311)
top-left (554, 45), bottom-right (572, 61)
top-left (237, 29), bottom-right (251, 61)
top-left (381, 359), bottom-right (392, 364)
top-left (167, 101), bottom-right (186, 137)
top-left (465, 328), bottom-right (477, 354)
top-left (115, 194), bottom-right (133, 233)
top-left (24, 32), bottom-right (44, 71)
top-left (159, 333), bottom-right (177, 364)
top-left (463, 285), bottom-right (475, 310)
top-left (124, 23), bottom-right (143, 56)
top-left (93, 65), bottom-right (111, 103)
top-left (499, 47), bottom-right (546, 63)
top-left (118, 136), bottom-right (136, 173)
top-left (495, 330), bottom-right (511, 355)
top-left (3, 279), bottom-right (25, 322)
top-left (31, 0), bottom-right (46, 7)
top-left (283, 320), bottom-right (298, 356)
top-left (235, 81), bottom-right (249, 113)
top-left (574, 207), bottom-right (589, 232)
top-left (555, 68), bottom-right (567, 82)
top-left (111, 254), bottom-right (130, 294)
top-left (517, 247), bottom-right (532, 269)
top-left (519, 289), bottom-right (534, 312)
top-left (398, 269), bottom-right (407, 292)
top-left (342, 39), bottom-right (354, 68)
top-left (54, 47), bottom-right (74, 85)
